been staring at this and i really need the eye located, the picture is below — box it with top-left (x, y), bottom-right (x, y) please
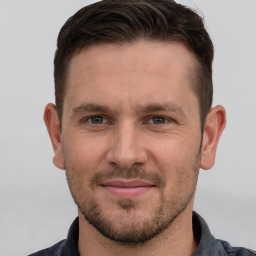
top-left (149, 116), bottom-right (167, 124)
top-left (80, 115), bottom-right (112, 130)
top-left (87, 116), bottom-right (107, 124)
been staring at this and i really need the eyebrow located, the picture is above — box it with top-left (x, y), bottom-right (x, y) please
top-left (72, 102), bottom-right (187, 117)
top-left (72, 103), bottom-right (112, 114)
top-left (135, 103), bottom-right (186, 116)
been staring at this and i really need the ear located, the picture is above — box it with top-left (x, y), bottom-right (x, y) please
top-left (200, 105), bottom-right (226, 170)
top-left (43, 103), bottom-right (65, 170)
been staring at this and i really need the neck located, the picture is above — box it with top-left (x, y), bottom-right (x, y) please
top-left (78, 202), bottom-right (197, 256)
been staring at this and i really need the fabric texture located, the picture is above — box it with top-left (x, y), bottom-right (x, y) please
top-left (28, 212), bottom-right (256, 256)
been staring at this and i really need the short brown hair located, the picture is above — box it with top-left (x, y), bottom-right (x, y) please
top-left (54, 0), bottom-right (214, 127)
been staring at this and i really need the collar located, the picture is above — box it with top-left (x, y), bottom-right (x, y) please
top-left (63, 212), bottom-right (230, 256)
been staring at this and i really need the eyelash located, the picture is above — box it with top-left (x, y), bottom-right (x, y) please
top-left (81, 115), bottom-right (173, 126)
top-left (82, 116), bottom-right (110, 125)
top-left (146, 116), bottom-right (170, 125)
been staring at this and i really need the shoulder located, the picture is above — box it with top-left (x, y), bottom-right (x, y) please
top-left (28, 217), bottom-right (79, 256)
top-left (218, 239), bottom-right (256, 256)
top-left (192, 212), bottom-right (255, 256)
top-left (28, 239), bottom-right (66, 256)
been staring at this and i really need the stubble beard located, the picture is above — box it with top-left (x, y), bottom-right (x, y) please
top-left (65, 154), bottom-right (200, 245)
top-left (76, 189), bottom-right (195, 245)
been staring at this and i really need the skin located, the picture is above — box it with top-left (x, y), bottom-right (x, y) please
top-left (44, 40), bottom-right (226, 256)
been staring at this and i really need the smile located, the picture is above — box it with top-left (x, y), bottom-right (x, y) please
top-left (101, 179), bottom-right (155, 198)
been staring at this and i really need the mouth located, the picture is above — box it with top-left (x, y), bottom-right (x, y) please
top-left (101, 179), bottom-right (155, 198)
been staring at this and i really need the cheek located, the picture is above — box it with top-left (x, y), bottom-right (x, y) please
top-left (153, 141), bottom-right (200, 202)
top-left (63, 133), bottom-right (109, 176)
top-left (149, 135), bottom-right (201, 186)
top-left (151, 137), bottom-right (196, 166)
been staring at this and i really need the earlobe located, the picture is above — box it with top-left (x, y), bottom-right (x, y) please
top-left (43, 103), bottom-right (65, 170)
top-left (200, 105), bottom-right (226, 170)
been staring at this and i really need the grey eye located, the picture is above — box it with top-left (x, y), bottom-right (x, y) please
top-left (152, 117), bottom-right (166, 124)
top-left (90, 116), bottom-right (104, 124)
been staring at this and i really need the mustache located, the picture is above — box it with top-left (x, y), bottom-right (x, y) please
top-left (90, 166), bottom-right (166, 189)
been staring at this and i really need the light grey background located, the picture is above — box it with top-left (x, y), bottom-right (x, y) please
top-left (0, 1), bottom-right (255, 255)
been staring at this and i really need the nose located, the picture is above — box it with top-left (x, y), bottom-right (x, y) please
top-left (106, 122), bottom-right (148, 169)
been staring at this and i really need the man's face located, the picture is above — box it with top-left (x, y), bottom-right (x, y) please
top-left (58, 41), bottom-right (203, 243)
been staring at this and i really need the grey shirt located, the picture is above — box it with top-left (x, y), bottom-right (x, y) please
top-left (29, 212), bottom-right (255, 256)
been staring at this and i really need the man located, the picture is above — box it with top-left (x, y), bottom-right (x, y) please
top-left (29, 0), bottom-right (255, 255)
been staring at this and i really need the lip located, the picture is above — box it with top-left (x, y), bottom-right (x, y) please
top-left (101, 179), bottom-right (155, 198)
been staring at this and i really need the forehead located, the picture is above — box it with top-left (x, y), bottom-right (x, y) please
top-left (64, 40), bottom-right (198, 113)
top-left (68, 40), bottom-right (196, 82)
